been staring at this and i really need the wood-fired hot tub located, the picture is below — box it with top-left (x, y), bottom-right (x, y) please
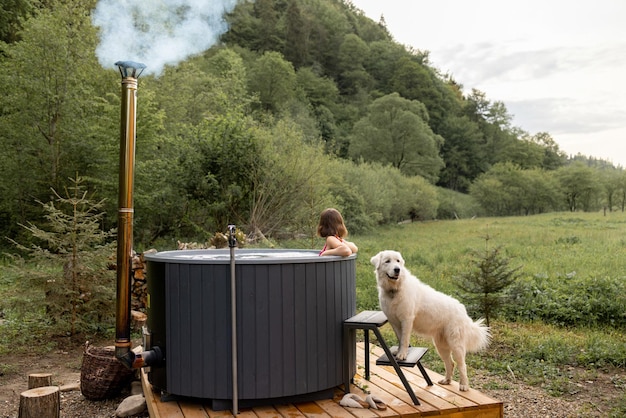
top-left (144, 249), bottom-right (356, 410)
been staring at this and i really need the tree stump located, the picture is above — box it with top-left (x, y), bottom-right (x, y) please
top-left (18, 386), bottom-right (60, 418)
top-left (28, 373), bottom-right (53, 389)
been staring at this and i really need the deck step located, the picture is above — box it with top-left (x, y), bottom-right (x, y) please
top-left (344, 310), bottom-right (388, 327)
top-left (376, 346), bottom-right (428, 367)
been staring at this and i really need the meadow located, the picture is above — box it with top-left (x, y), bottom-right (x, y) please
top-left (350, 211), bottom-right (626, 308)
top-left (328, 211), bottom-right (626, 414)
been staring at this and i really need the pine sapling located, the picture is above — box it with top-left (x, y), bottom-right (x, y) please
top-left (456, 232), bottom-right (522, 326)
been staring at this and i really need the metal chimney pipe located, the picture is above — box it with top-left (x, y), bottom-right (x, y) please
top-left (114, 61), bottom-right (145, 364)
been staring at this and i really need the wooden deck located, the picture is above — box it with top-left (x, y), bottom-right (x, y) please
top-left (142, 342), bottom-right (503, 418)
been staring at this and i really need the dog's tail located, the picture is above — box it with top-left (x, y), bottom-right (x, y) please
top-left (465, 318), bottom-right (491, 352)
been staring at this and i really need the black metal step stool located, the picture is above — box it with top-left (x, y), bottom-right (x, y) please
top-left (343, 310), bottom-right (433, 405)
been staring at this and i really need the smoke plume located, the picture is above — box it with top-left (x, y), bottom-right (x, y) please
top-left (92, 0), bottom-right (238, 76)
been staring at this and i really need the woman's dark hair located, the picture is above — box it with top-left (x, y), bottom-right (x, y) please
top-left (317, 208), bottom-right (348, 238)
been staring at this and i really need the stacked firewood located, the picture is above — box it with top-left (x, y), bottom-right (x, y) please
top-left (130, 249), bottom-right (155, 312)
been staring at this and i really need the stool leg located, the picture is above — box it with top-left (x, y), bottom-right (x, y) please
top-left (418, 361), bottom-right (434, 386)
top-left (364, 329), bottom-right (370, 380)
top-left (373, 328), bottom-right (421, 405)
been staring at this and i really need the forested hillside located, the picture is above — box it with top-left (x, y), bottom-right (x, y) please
top-left (1, 0), bottom-right (624, 250)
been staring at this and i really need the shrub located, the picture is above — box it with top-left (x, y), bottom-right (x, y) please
top-left (436, 187), bottom-right (484, 219)
top-left (503, 273), bottom-right (626, 328)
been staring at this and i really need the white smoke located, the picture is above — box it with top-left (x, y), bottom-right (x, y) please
top-left (92, 0), bottom-right (239, 76)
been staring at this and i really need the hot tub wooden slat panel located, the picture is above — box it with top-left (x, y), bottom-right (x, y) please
top-left (239, 264), bottom-right (258, 398)
top-left (253, 264), bottom-right (271, 398)
top-left (314, 262), bottom-right (328, 386)
top-left (293, 267), bottom-right (308, 394)
top-left (212, 264), bottom-right (232, 398)
top-left (166, 263), bottom-right (182, 394)
top-left (267, 264), bottom-right (285, 398)
top-left (201, 265), bottom-right (225, 398)
top-left (304, 262), bottom-right (319, 390)
top-left (188, 265), bottom-right (204, 398)
top-left (281, 264), bottom-right (298, 393)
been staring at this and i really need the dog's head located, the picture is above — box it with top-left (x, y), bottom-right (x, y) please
top-left (370, 250), bottom-right (405, 285)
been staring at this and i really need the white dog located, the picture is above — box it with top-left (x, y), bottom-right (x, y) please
top-left (371, 250), bottom-right (490, 391)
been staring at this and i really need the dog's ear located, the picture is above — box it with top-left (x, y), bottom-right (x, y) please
top-left (370, 253), bottom-right (380, 268)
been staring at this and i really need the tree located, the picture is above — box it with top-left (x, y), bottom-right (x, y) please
top-left (0, 0), bottom-right (108, 245)
top-left (531, 132), bottom-right (567, 170)
top-left (436, 114), bottom-right (487, 192)
top-left (0, 0), bottom-right (33, 43)
top-left (469, 163), bottom-right (562, 216)
top-left (8, 176), bottom-right (115, 336)
top-left (180, 113), bottom-right (259, 235)
top-left (247, 119), bottom-right (334, 239)
top-left (295, 66), bottom-right (340, 144)
top-left (252, 0), bottom-right (284, 52)
top-left (617, 171), bottom-right (626, 212)
top-left (283, 0), bottom-right (310, 68)
top-left (556, 162), bottom-right (601, 212)
top-left (348, 93), bottom-right (444, 182)
top-left (598, 167), bottom-right (622, 212)
top-left (456, 233), bottom-right (521, 326)
top-left (248, 51), bottom-right (296, 113)
top-left (390, 56), bottom-right (446, 129)
top-left (363, 40), bottom-right (407, 93)
top-left (337, 33), bottom-right (372, 95)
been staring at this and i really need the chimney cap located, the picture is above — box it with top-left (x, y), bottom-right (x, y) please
top-left (115, 61), bottom-right (147, 78)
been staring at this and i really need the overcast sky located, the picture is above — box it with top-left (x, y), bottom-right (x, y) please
top-left (351, 0), bottom-right (626, 167)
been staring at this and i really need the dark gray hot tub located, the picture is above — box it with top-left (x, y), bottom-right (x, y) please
top-left (144, 249), bottom-right (356, 409)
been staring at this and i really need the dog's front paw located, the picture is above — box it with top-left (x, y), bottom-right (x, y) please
top-left (395, 350), bottom-right (408, 361)
top-left (438, 378), bottom-right (451, 385)
top-left (459, 383), bottom-right (470, 391)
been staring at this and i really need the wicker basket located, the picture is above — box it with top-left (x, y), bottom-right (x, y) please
top-left (80, 344), bottom-right (136, 400)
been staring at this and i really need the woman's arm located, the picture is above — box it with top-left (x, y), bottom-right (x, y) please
top-left (320, 236), bottom-right (357, 256)
top-left (344, 240), bottom-right (358, 254)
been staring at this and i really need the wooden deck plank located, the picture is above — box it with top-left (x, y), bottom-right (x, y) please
top-left (273, 403), bottom-right (307, 417)
top-left (154, 397), bottom-right (185, 418)
top-left (141, 342), bottom-right (503, 418)
top-left (206, 408), bottom-right (240, 418)
top-left (229, 409), bottom-right (259, 417)
top-left (292, 401), bottom-right (332, 417)
top-left (315, 397), bottom-right (370, 418)
top-left (178, 400), bottom-right (210, 418)
top-left (251, 405), bottom-right (284, 418)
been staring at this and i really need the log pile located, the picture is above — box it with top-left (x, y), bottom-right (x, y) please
top-left (130, 250), bottom-right (155, 312)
